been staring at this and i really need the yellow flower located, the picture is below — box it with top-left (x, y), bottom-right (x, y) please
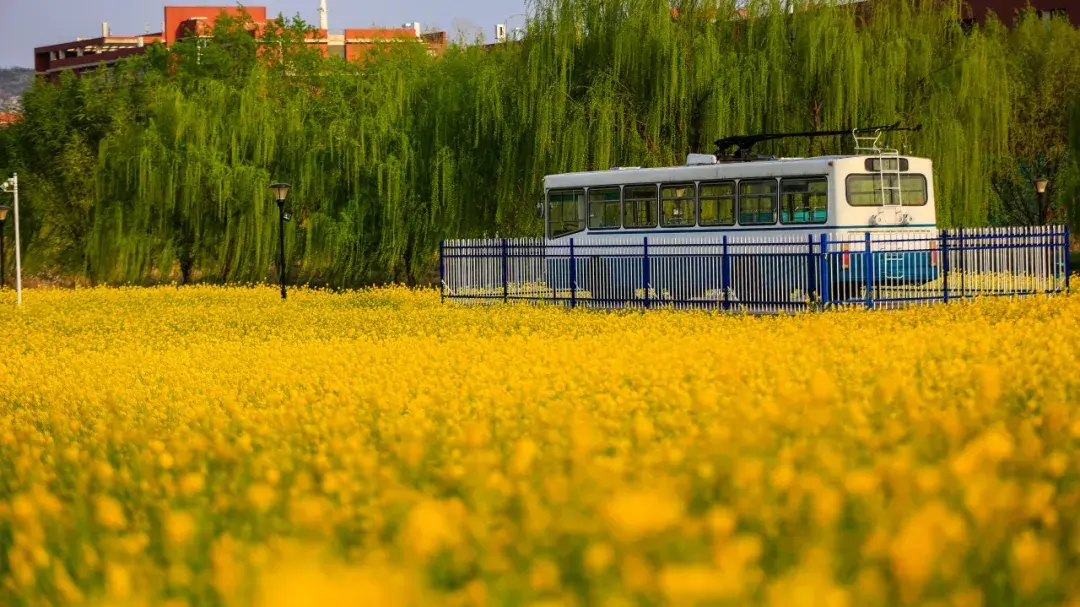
top-left (705, 506), bottom-right (737, 539)
top-left (165, 511), bottom-right (196, 547)
top-left (1, 286), bottom-right (1079, 605)
top-left (659, 564), bottom-right (743, 603)
top-left (105, 563), bottom-right (132, 599)
top-left (247, 483), bottom-right (277, 513)
top-left (890, 502), bottom-right (968, 603)
top-left (179, 471), bottom-right (206, 496)
top-left (94, 495), bottom-right (127, 531)
top-left (584, 542), bottom-right (614, 576)
top-left (603, 489), bottom-right (683, 542)
top-left (843, 469), bottom-right (879, 497)
top-left (529, 558), bottom-right (560, 592)
top-left (508, 437), bottom-right (538, 476)
top-left (1011, 531), bottom-right (1057, 596)
top-left (401, 499), bottom-right (465, 559)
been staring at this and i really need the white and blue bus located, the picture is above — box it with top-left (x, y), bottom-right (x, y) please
top-left (538, 147), bottom-right (940, 302)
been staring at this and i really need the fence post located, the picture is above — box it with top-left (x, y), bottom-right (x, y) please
top-left (547, 241), bottom-right (555, 306)
top-left (1066, 226), bottom-right (1072, 293)
top-left (958, 228), bottom-right (965, 299)
top-left (722, 235), bottom-right (730, 311)
top-left (643, 237), bottom-right (651, 310)
top-left (501, 238), bottom-right (509, 304)
top-left (941, 229), bottom-right (950, 304)
top-left (569, 238), bottom-right (577, 309)
top-left (864, 232), bottom-right (873, 310)
top-left (439, 240), bottom-right (446, 304)
top-left (806, 234), bottom-right (816, 309)
top-left (819, 233), bottom-right (830, 309)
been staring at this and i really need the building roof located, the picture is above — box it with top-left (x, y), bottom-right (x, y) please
top-left (0, 113), bottom-right (20, 127)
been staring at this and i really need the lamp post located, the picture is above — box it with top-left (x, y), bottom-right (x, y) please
top-left (504, 13), bottom-right (526, 40)
top-left (0, 205), bottom-right (8, 288)
top-left (269, 182), bottom-right (291, 300)
top-left (0, 174), bottom-right (20, 305)
top-left (1035, 177), bottom-right (1049, 224)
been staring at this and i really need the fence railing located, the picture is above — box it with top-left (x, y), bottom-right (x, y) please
top-left (440, 226), bottom-right (1071, 312)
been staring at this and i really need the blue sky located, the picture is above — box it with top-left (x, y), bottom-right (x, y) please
top-left (0, 0), bottom-right (529, 68)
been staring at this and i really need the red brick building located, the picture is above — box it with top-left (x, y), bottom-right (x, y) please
top-left (817, 0), bottom-right (1074, 24)
top-left (0, 113), bottom-right (20, 128)
top-left (34, 6), bottom-right (448, 82)
top-left (160, 5), bottom-right (267, 45)
top-left (964, 0), bottom-right (1075, 24)
top-left (34, 31), bottom-right (165, 83)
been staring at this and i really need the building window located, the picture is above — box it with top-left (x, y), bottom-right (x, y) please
top-left (780, 177), bottom-right (828, 224)
top-left (623, 185), bottom-right (658, 229)
top-left (661, 184), bottom-right (696, 227)
top-left (588, 187), bottom-right (621, 230)
top-left (699, 181), bottom-right (736, 226)
top-left (548, 189), bottom-right (586, 238)
top-left (1040, 9), bottom-right (1067, 26)
top-left (738, 179), bottom-right (778, 225)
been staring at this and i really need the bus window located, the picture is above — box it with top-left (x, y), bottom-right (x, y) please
top-left (548, 189), bottom-right (586, 238)
top-left (623, 185), bottom-right (658, 228)
top-left (661, 184), bottom-right (696, 227)
top-left (699, 181), bottom-right (736, 226)
top-left (739, 179), bottom-right (778, 225)
top-left (589, 187), bottom-right (621, 229)
top-left (846, 174), bottom-right (928, 206)
top-left (780, 177), bottom-right (828, 224)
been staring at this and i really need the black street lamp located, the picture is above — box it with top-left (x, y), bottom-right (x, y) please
top-left (0, 205), bottom-right (8, 288)
top-left (1035, 177), bottom-right (1049, 224)
top-left (269, 182), bottom-right (291, 300)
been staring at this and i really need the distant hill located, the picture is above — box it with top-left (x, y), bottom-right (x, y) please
top-left (0, 67), bottom-right (34, 110)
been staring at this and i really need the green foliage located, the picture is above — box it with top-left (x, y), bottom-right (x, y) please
top-left (1, 0), bottom-right (1079, 286)
top-left (989, 10), bottom-right (1080, 227)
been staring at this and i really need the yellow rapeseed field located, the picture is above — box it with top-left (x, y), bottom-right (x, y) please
top-left (2, 286), bottom-right (1080, 607)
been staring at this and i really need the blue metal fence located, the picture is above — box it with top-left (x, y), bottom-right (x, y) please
top-left (440, 226), bottom-right (1071, 312)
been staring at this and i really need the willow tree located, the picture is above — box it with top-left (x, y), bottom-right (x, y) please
top-left (985, 10), bottom-right (1080, 226)
top-left (516, 0), bottom-right (1015, 227)
top-left (4, 0), bottom-right (1078, 286)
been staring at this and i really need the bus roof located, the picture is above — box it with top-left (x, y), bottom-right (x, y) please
top-left (544, 155), bottom-right (932, 189)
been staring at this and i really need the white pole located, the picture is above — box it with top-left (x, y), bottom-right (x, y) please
top-left (12, 173), bottom-right (20, 306)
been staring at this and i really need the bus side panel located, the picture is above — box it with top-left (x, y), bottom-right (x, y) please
top-left (584, 256), bottom-right (645, 305)
top-left (650, 254), bottom-right (724, 302)
top-left (830, 250), bottom-right (940, 296)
